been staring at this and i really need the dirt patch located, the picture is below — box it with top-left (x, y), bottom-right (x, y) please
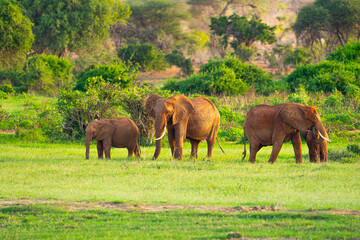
top-left (349, 130), bottom-right (360, 133)
top-left (0, 129), bottom-right (15, 135)
top-left (1, 198), bottom-right (359, 215)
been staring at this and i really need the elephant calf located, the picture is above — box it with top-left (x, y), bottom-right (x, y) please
top-left (85, 118), bottom-right (141, 159)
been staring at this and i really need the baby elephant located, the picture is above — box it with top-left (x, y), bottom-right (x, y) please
top-left (85, 118), bottom-right (141, 159)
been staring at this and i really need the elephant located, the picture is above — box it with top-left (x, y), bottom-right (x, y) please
top-left (145, 94), bottom-right (223, 160)
top-left (302, 130), bottom-right (328, 163)
top-left (242, 103), bottom-right (331, 164)
top-left (85, 118), bottom-right (141, 159)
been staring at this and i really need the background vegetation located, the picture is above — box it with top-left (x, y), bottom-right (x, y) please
top-left (0, 0), bottom-right (359, 238)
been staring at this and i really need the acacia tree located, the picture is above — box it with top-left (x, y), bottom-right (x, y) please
top-left (18, 0), bottom-right (131, 56)
top-left (123, 0), bottom-right (188, 51)
top-left (0, 0), bottom-right (34, 67)
top-left (293, 0), bottom-right (360, 56)
top-left (210, 13), bottom-right (276, 58)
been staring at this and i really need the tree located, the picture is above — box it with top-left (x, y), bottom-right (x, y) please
top-left (187, 0), bottom-right (266, 56)
top-left (210, 13), bottom-right (276, 57)
top-left (294, 0), bottom-right (360, 56)
top-left (18, 0), bottom-right (131, 56)
top-left (0, 0), bottom-right (34, 67)
top-left (126, 0), bottom-right (188, 51)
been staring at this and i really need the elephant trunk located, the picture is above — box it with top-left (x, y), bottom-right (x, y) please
top-left (153, 138), bottom-right (163, 160)
top-left (314, 122), bottom-right (331, 144)
top-left (85, 134), bottom-right (92, 159)
top-left (153, 115), bottom-right (166, 160)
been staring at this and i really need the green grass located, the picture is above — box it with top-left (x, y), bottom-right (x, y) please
top-left (0, 139), bottom-right (359, 210)
top-left (1, 204), bottom-right (359, 239)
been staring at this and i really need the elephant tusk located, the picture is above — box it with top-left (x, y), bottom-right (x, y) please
top-left (318, 131), bottom-right (332, 142)
top-left (155, 128), bottom-right (166, 141)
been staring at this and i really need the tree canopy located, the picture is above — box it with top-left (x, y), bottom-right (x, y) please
top-left (210, 13), bottom-right (276, 51)
top-left (0, 0), bottom-right (34, 67)
top-left (126, 0), bottom-right (188, 51)
top-left (18, 0), bottom-right (131, 56)
top-left (293, 0), bottom-right (360, 54)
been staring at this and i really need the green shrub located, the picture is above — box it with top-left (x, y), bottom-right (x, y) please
top-left (347, 144), bottom-right (360, 155)
top-left (165, 50), bottom-right (194, 76)
top-left (17, 54), bottom-right (73, 95)
top-left (164, 57), bottom-right (273, 95)
top-left (0, 84), bottom-right (15, 94)
top-left (118, 43), bottom-right (166, 72)
top-left (0, 91), bottom-right (8, 99)
top-left (324, 90), bottom-right (344, 108)
top-left (286, 41), bottom-right (360, 95)
top-left (15, 128), bottom-right (48, 142)
top-left (327, 40), bottom-right (360, 63)
top-left (288, 85), bottom-right (310, 105)
top-left (74, 62), bottom-right (138, 92)
top-left (58, 78), bottom-right (126, 140)
top-left (218, 127), bottom-right (243, 142)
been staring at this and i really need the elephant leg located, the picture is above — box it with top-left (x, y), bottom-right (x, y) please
top-left (306, 137), bottom-right (319, 163)
top-left (135, 144), bottom-right (141, 158)
top-left (190, 139), bottom-right (201, 158)
top-left (173, 124), bottom-right (187, 160)
top-left (291, 132), bottom-right (303, 164)
top-left (97, 140), bottom-right (104, 159)
top-left (268, 137), bottom-right (285, 164)
top-left (103, 138), bottom-right (112, 159)
top-left (249, 142), bottom-right (262, 163)
top-left (127, 147), bottom-right (134, 157)
top-left (246, 132), bottom-right (262, 163)
top-left (206, 138), bottom-right (215, 158)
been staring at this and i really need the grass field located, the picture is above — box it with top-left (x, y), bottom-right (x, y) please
top-left (0, 136), bottom-right (359, 239)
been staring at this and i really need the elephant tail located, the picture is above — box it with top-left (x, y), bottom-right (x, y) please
top-left (216, 137), bottom-right (225, 154)
top-left (242, 134), bottom-right (246, 161)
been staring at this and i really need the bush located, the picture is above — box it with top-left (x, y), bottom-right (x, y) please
top-left (18, 54), bottom-right (73, 95)
top-left (165, 50), bottom-right (194, 76)
top-left (327, 40), bottom-right (360, 63)
top-left (286, 41), bottom-right (360, 95)
top-left (163, 57), bottom-right (273, 95)
top-left (74, 62), bottom-right (138, 92)
top-left (288, 85), bottom-right (310, 105)
top-left (0, 84), bottom-right (15, 94)
top-left (118, 43), bottom-right (166, 72)
top-left (58, 78), bottom-right (126, 140)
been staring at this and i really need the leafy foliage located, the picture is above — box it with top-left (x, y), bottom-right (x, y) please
top-left (3, 54), bottom-right (74, 95)
top-left (210, 13), bottom-right (276, 53)
top-left (165, 50), bottom-right (194, 76)
top-left (19, 0), bottom-right (131, 56)
top-left (126, 0), bottom-right (188, 51)
top-left (0, 0), bottom-right (34, 67)
top-left (57, 78), bottom-right (125, 140)
top-left (286, 41), bottom-right (360, 94)
top-left (118, 43), bottom-right (166, 72)
top-left (294, 0), bottom-right (360, 55)
top-left (74, 62), bottom-right (138, 92)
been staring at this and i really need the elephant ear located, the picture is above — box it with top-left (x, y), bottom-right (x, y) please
top-left (171, 95), bottom-right (195, 125)
top-left (96, 120), bottom-right (115, 141)
top-left (145, 94), bottom-right (163, 118)
top-left (280, 103), bottom-right (309, 132)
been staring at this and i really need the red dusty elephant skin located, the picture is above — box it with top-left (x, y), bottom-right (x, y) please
top-left (242, 103), bottom-right (331, 164)
top-left (85, 118), bottom-right (141, 159)
top-left (145, 94), bottom-right (223, 160)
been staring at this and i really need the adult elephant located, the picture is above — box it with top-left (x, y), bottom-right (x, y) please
top-left (85, 118), bottom-right (140, 159)
top-left (242, 103), bottom-right (331, 164)
top-left (145, 94), bottom-right (222, 160)
top-left (302, 130), bottom-right (329, 163)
